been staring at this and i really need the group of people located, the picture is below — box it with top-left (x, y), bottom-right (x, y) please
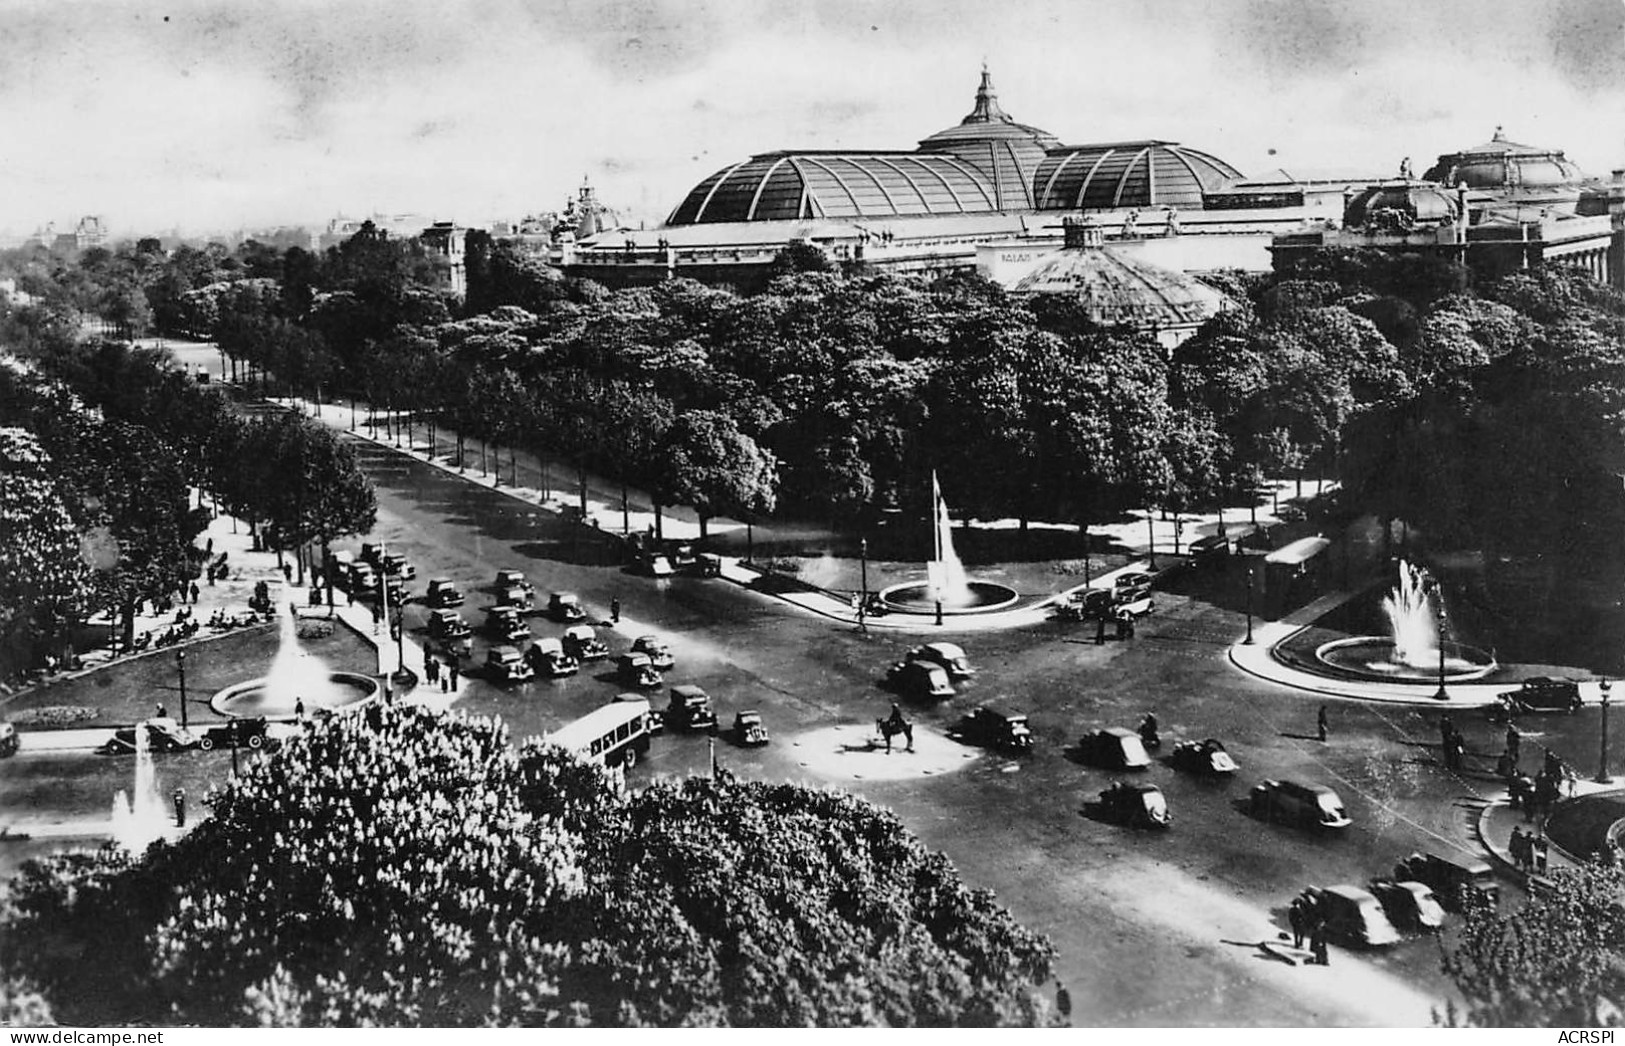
top-left (1508, 750), bottom-right (1577, 821)
top-left (422, 653), bottom-right (460, 693)
top-left (1286, 895), bottom-right (1332, 966)
top-left (1438, 715), bottom-right (1468, 771)
top-left (1507, 826), bottom-right (1550, 876)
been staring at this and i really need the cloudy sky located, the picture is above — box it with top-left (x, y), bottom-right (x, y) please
top-left (3, 0), bottom-right (1623, 237)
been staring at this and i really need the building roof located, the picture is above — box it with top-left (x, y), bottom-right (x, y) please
top-left (666, 151), bottom-right (1004, 225)
top-left (1423, 126), bottom-right (1589, 194)
top-left (1033, 141), bottom-right (1243, 211)
top-left (1343, 180), bottom-right (1461, 228)
top-left (1011, 232), bottom-right (1232, 330)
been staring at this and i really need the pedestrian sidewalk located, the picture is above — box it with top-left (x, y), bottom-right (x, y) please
top-left (1476, 777), bottom-right (1623, 885)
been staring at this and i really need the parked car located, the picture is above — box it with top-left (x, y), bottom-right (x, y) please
top-left (199, 717), bottom-right (270, 751)
top-left (0, 722), bottom-right (19, 758)
top-left (484, 605), bottom-right (532, 644)
top-left (1391, 852), bottom-right (1500, 911)
top-left (617, 652), bottom-right (662, 689)
top-left (483, 645), bottom-right (535, 684)
top-left (732, 710), bottom-right (770, 747)
top-left (951, 705), bottom-right (1034, 753)
top-left (1299, 885), bottom-right (1401, 948)
top-left (347, 561), bottom-right (378, 593)
top-left (548, 592), bottom-right (587, 623)
top-left (99, 719), bottom-right (199, 755)
top-left (1368, 879), bottom-right (1447, 933)
top-left (1248, 779), bottom-right (1352, 830)
top-left (326, 549), bottom-right (355, 582)
top-left (525, 637), bottom-right (579, 677)
top-left (425, 577), bottom-right (465, 608)
top-left (665, 684), bottom-right (718, 733)
top-left (561, 624), bottom-right (609, 661)
top-left (634, 551), bottom-right (676, 577)
top-left (1495, 676), bottom-right (1583, 715)
top-left (495, 581), bottom-right (534, 609)
top-left (616, 691), bottom-right (663, 735)
top-left (1189, 533), bottom-right (1231, 565)
top-left (1077, 727), bottom-right (1152, 770)
top-left (494, 569), bottom-right (534, 599)
top-left (886, 659), bottom-right (955, 700)
top-left (1098, 781), bottom-right (1170, 829)
top-left (379, 550), bottom-right (415, 581)
top-left (427, 608), bottom-right (472, 643)
top-left (1112, 571), bottom-right (1154, 604)
top-left (1053, 588), bottom-right (1115, 622)
top-left (906, 642), bottom-right (975, 678)
top-left (1168, 737), bottom-right (1240, 776)
top-left (630, 635), bottom-right (675, 671)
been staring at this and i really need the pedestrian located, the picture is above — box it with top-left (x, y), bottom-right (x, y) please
top-left (155, 702), bottom-right (168, 719)
top-left (1505, 724), bottom-right (1521, 764)
top-left (425, 656), bottom-right (439, 685)
top-left (1514, 773), bottom-right (1536, 820)
top-left (1309, 923), bottom-right (1329, 966)
top-left (1439, 715), bottom-right (1455, 753)
top-left (1509, 826), bottom-right (1528, 872)
top-left (1533, 833), bottom-right (1549, 874)
top-left (295, 697), bottom-right (305, 721)
top-left (282, 563), bottom-right (293, 583)
top-left (611, 597), bottom-right (621, 625)
top-left (173, 788), bottom-right (186, 828)
top-left (190, 580), bottom-right (200, 604)
top-left (1054, 980), bottom-right (1071, 1023)
top-left (449, 661), bottom-right (459, 692)
top-left (1094, 615), bottom-right (1107, 646)
top-left (1288, 897), bottom-right (1306, 949)
top-left (441, 673), bottom-right (449, 693)
top-left (1317, 704), bottom-right (1329, 743)
top-left (205, 537), bottom-right (214, 556)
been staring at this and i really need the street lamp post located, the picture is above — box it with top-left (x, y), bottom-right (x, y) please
top-left (1598, 679), bottom-right (1613, 784)
top-left (1243, 561), bottom-right (1255, 645)
top-left (858, 537), bottom-right (869, 634)
top-left (176, 649), bottom-right (189, 730)
top-left (1434, 602), bottom-right (1450, 702)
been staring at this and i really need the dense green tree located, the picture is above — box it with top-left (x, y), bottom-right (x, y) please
top-left (0, 429), bottom-right (88, 676)
top-left (654, 411), bottom-right (778, 539)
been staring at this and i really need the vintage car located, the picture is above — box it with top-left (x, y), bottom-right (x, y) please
top-left (199, 717), bottom-right (270, 751)
top-left (886, 660), bottom-right (955, 701)
top-left (665, 684), bottom-right (719, 733)
top-left (616, 691), bottom-right (663, 735)
top-left (0, 721), bottom-right (18, 758)
top-left (1299, 885), bottom-right (1401, 948)
top-left (1098, 781), bottom-right (1171, 829)
top-left (1248, 779), bottom-right (1352, 830)
top-left (427, 608), bottom-right (473, 643)
top-left (634, 550), bottom-right (677, 577)
top-left (347, 560), bottom-right (378, 593)
top-left (1368, 879), bottom-right (1447, 933)
top-left (494, 569), bottom-right (534, 599)
top-left (1112, 571), bottom-right (1155, 604)
top-left (525, 637), bottom-right (578, 677)
top-left (905, 642), bottom-right (975, 678)
top-left (1391, 852), bottom-right (1500, 911)
top-left (1053, 588), bottom-right (1115, 623)
top-left (1494, 676), bottom-right (1583, 716)
top-left (99, 718), bottom-right (200, 755)
top-left (484, 605), bottom-right (532, 644)
top-left (1168, 737), bottom-right (1240, 776)
top-left (425, 577), bottom-right (466, 609)
top-left (561, 624), bottom-right (609, 661)
top-left (951, 705), bottom-right (1034, 753)
top-left (617, 652), bottom-right (662, 689)
top-left (630, 635), bottom-right (675, 671)
top-left (378, 550), bottom-right (415, 581)
top-left (548, 591), bottom-right (588, 623)
top-left (1076, 727), bottom-right (1153, 770)
top-left (495, 581), bottom-right (534, 609)
top-left (483, 645), bottom-right (536, 685)
top-left (732, 710), bottom-right (770, 747)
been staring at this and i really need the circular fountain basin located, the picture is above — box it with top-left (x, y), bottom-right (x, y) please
top-left (879, 580), bottom-right (1019, 615)
top-left (210, 671), bottom-right (381, 718)
top-left (1313, 636), bottom-right (1498, 683)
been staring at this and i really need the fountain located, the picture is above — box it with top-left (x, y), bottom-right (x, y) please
top-left (1312, 559), bottom-right (1497, 682)
top-left (110, 722), bottom-right (170, 852)
top-left (878, 473), bottom-right (1019, 615)
top-left (210, 589), bottom-right (380, 718)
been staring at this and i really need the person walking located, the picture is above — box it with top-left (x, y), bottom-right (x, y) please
top-left (1440, 715), bottom-right (1455, 754)
top-left (1288, 897), bottom-right (1306, 949)
top-left (1309, 922), bottom-right (1329, 966)
top-left (1533, 833), bottom-right (1549, 874)
top-left (1505, 724), bottom-right (1521, 766)
top-left (449, 660), bottom-right (459, 692)
top-left (1054, 980), bottom-right (1071, 1024)
top-left (610, 597), bottom-right (621, 625)
top-left (425, 657), bottom-right (439, 685)
top-left (1509, 826), bottom-right (1528, 873)
top-left (1317, 704), bottom-right (1329, 743)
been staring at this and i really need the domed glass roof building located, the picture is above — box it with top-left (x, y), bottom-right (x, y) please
top-left (1033, 142), bottom-right (1242, 211)
top-left (1423, 127), bottom-right (1589, 200)
top-left (1012, 219), bottom-right (1233, 347)
top-left (1342, 180), bottom-right (1463, 230)
top-left (915, 65), bottom-right (1060, 211)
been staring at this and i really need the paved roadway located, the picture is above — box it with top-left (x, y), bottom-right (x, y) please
top-left (131, 346), bottom-right (1622, 1024)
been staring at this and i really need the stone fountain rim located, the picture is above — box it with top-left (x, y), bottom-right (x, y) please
top-left (208, 670), bottom-right (382, 718)
top-left (877, 579), bottom-right (1021, 615)
top-left (1311, 635), bottom-right (1499, 683)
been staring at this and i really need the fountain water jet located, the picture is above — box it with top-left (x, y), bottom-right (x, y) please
top-left (1312, 558), bottom-right (1498, 682)
top-left (879, 473), bottom-right (1018, 615)
top-left (110, 722), bottom-right (170, 852)
top-left (211, 588), bottom-right (379, 718)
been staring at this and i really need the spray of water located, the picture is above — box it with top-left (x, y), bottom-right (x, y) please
top-left (1381, 559), bottom-right (1439, 668)
top-left (110, 721), bottom-right (169, 852)
top-left (926, 474), bottom-right (972, 606)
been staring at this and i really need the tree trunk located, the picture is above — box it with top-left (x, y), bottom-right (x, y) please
top-left (622, 483), bottom-right (630, 534)
top-left (1080, 520), bottom-right (1091, 583)
top-left (122, 602), bottom-right (137, 652)
top-left (1146, 513), bottom-right (1157, 568)
top-left (699, 514), bottom-right (710, 541)
top-left (1216, 504), bottom-right (1226, 537)
top-left (323, 538), bottom-right (335, 607)
top-left (480, 437), bottom-right (488, 476)
top-left (511, 446), bottom-right (518, 487)
top-left (654, 503), bottom-right (664, 541)
top-left (579, 465), bottom-right (589, 515)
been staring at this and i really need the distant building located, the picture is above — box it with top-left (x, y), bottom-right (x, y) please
top-left (419, 221), bottom-right (467, 298)
top-left (25, 216), bottom-right (109, 253)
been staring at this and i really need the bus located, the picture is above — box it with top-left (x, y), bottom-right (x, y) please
top-left (547, 698), bottom-right (654, 769)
